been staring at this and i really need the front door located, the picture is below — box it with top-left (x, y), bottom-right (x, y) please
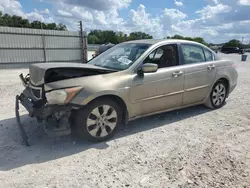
top-left (180, 44), bottom-right (217, 105)
top-left (130, 44), bottom-right (185, 116)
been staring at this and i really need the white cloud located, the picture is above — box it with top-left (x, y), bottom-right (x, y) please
top-left (212, 0), bottom-right (219, 4)
top-left (0, 0), bottom-right (53, 23)
top-left (126, 5), bottom-right (188, 38)
top-left (34, 8), bottom-right (50, 15)
top-left (52, 1), bottom-right (126, 31)
top-left (174, 0), bottom-right (183, 6)
top-left (129, 4), bottom-right (163, 37)
top-left (195, 4), bottom-right (231, 19)
top-left (0, 0), bottom-right (25, 17)
top-left (0, 0), bottom-right (250, 43)
top-left (238, 0), bottom-right (250, 5)
top-left (26, 12), bottom-right (45, 22)
top-left (57, 10), bottom-right (72, 17)
top-left (163, 8), bottom-right (187, 21)
top-left (41, 8), bottom-right (49, 14)
top-left (54, 2), bottom-right (93, 22)
top-left (57, 0), bottom-right (131, 11)
top-left (159, 8), bottom-right (187, 37)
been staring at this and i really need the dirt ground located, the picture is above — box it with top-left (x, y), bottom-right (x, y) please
top-left (0, 53), bottom-right (250, 188)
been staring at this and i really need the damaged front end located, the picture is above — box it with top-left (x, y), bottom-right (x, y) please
top-left (16, 73), bottom-right (80, 146)
top-left (15, 63), bottom-right (116, 146)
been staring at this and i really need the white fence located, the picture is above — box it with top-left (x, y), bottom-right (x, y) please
top-left (0, 26), bottom-right (87, 68)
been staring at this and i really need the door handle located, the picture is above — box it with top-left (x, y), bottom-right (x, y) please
top-left (207, 65), bottom-right (215, 70)
top-left (172, 71), bottom-right (183, 77)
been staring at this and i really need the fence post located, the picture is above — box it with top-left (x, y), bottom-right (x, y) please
top-left (79, 21), bottom-right (88, 63)
top-left (79, 21), bottom-right (83, 63)
top-left (83, 32), bottom-right (88, 63)
top-left (42, 34), bottom-right (47, 62)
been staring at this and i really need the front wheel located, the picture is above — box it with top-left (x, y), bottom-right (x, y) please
top-left (205, 81), bottom-right (228, 109)
top-left (75, 98), bottom-right (122, 142)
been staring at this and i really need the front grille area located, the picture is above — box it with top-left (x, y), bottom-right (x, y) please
top-left (31, 88), bottom-right (41, 99)
top-left (29, 86), bottom-right (42, 100)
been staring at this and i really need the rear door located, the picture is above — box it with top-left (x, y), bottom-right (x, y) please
top-left (180, 43), bottom-right (217, 105)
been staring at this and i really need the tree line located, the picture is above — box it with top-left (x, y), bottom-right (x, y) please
top-left (166, 35), bottom-right (250, 48)
top-left (222, 39), bottom-right (250, 48)
top-left (165, 34), bottom-right (209, 46)
top-left (87, 30), bottom-right (153, 44)
top-left (0, 11), bottom-right (67, 30)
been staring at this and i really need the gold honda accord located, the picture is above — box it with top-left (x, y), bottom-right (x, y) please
top-left (16, 39), bottom-right (238, 144)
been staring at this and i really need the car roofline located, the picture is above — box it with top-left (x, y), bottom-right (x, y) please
top-left (123, 39), bottom-right (207, 46)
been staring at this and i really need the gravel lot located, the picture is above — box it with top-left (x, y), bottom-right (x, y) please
top-left (0, 53), bottom-right (250, 188)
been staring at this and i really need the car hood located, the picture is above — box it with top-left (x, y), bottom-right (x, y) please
top-left (29, 63), bottom-right (116, 86)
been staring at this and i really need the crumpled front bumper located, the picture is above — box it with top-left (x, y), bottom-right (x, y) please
top-left (15, 73), bottom-right (42, 146)
top-left (15, 95), bottom-right (30, 146)
top-left (15, 74), bottom-right (73, 146)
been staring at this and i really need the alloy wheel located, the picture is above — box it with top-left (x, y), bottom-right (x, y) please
top-left (212, 83), bottom-right (226, 106)
top-left (86, 105), bottom-right (118, 138)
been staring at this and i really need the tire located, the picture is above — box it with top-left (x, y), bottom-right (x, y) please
top-left (75, 98), bottom-right (122, 142)
top-left (205, 81), bottom-right (228, 109)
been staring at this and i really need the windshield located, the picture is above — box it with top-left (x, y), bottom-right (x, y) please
top-left (87, 43), bottom-right (151, 70)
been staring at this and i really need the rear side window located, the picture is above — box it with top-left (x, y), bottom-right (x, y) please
top-left (181, 44), bottom-right (206, 64)
top-left (203, 48), bottom-right (214, 61)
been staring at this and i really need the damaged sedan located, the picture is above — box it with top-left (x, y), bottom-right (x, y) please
top-left (16, 39), bottom-right (238, 145)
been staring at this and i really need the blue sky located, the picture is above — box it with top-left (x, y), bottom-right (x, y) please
top-left (1, 0), bottom-right (250, 43)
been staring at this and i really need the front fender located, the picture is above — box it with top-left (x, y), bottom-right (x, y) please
top-left (70, 87), bottom-right (131, 109)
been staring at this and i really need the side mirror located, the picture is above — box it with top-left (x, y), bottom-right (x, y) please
top-left (138, 63), bottom-right (158, 74)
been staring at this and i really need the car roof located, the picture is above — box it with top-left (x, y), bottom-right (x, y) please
top-left (123, 39), bottom-right (204, 46)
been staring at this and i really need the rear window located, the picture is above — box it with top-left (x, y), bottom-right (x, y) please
top-left (181, 44), bottom-right (206, 64)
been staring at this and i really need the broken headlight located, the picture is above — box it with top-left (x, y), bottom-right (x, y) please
top-left (45, 87), bottom-right (82, 105)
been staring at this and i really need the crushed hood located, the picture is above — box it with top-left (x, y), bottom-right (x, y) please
top-left (29, 63), bottom-right (116, 86)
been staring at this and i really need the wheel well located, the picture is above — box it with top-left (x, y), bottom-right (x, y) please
top-left (217, 78), bottom-right (230, 95)
top-left (89, 95), bottom-right (128, 125)
top-left (69, 95), bottom-right (128, 129)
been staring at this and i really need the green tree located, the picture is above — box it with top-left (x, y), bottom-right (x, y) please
top-left (87, 30), bottom-right (153, 44)
top-left (166, 34), bottom-right (184, 39)
top-left (224, 39), bottom-right (241, 47)
top-left (20, 19), bottom-right (30, 28)
top-left (46, 23), bottom-right (57, 30)
top-left (128, 32), bottom-right (153, 40)
top-left (0, 11), bottom-right (67, 30)
top-left (88, 35), bottom-right (99, 44)
top-left (2, 14), bottom-right (11, 26)
top-left (166, 34), bottom-right (208, 46)
top-left (116, 31), bottom-right (127, 43)
top-left (57, 23), bottom-right (67, 31)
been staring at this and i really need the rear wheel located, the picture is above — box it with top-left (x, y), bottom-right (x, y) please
top-left (205, 81), bottom-right (228, 109)
top-left (75, 98), bottom-right (122, 142)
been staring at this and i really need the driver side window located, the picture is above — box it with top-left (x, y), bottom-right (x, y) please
top-left (143, 44), bottom-right (179, 68)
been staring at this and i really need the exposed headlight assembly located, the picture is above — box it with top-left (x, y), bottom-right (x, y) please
top-left (45, 87), bottom-right (82, 105)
